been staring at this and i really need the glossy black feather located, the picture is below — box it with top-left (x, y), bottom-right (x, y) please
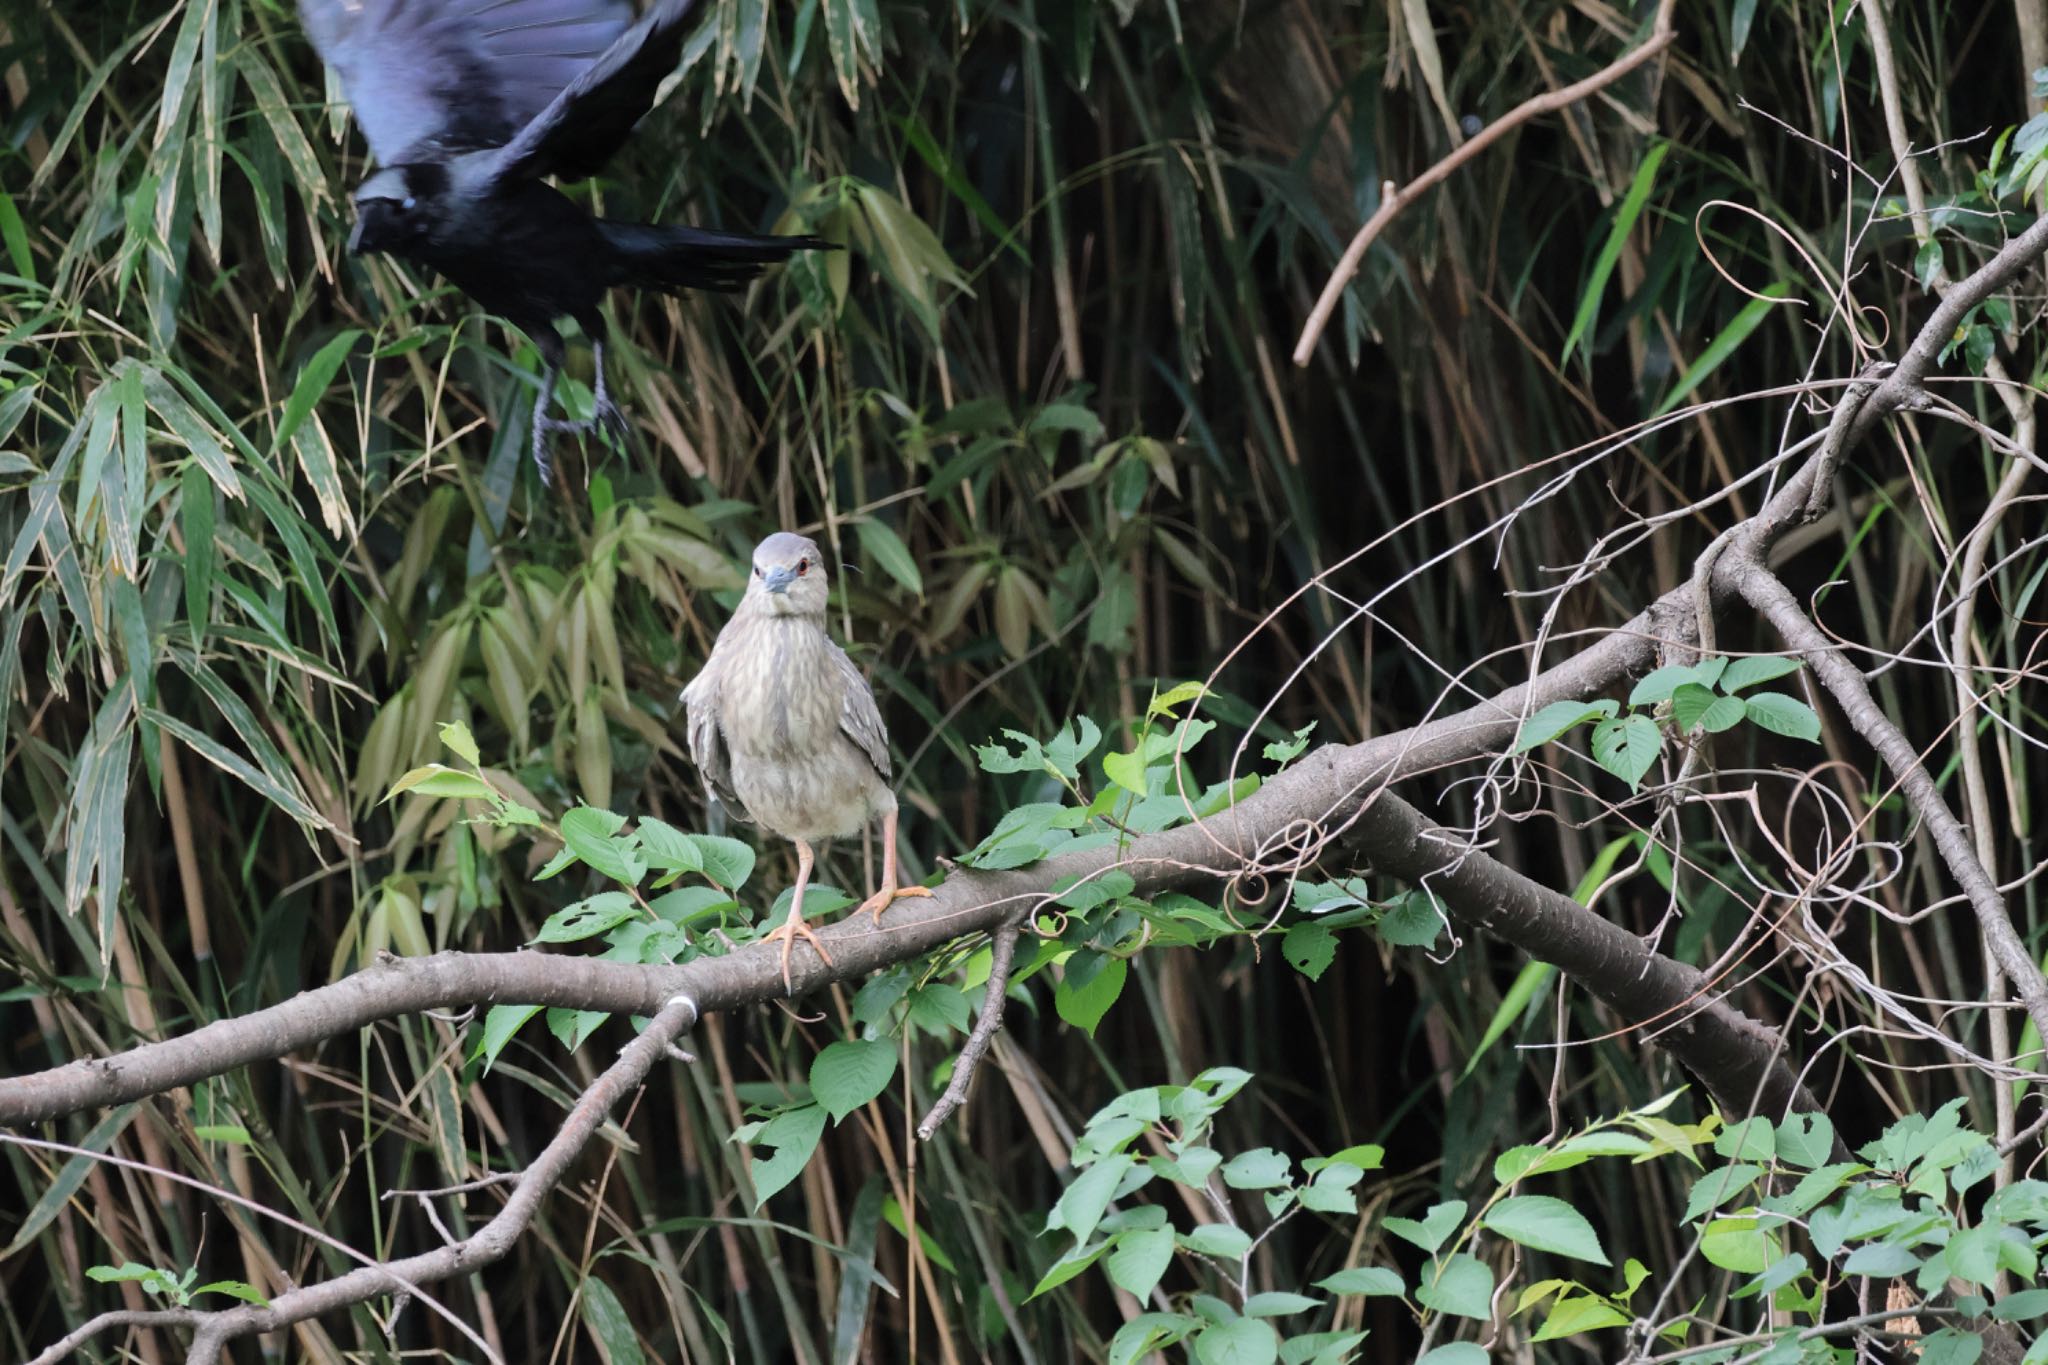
top-left (299, 0), bottom-right (826, 478)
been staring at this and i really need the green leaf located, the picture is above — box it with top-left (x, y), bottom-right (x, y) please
top-left (1591, 714), bottom-right (1662, 790)
top-left (1775, 1113), bottom-right (1835, 1169)
top-left (1415, 1252), bottom-right (1495, 1320)
top-left (1317, 1266), bottom-right (1404, 1296)
top-left (1109, 1313), bottom-right (1198, 1365)
top-left (1731, 0), bottom-right (1760, 61)
top-left (1282, 922), bottom-right (1337, 980)
top-left (1106, 1226), bottom-right (1176, 1300)
top-left (855, 517), bottom-right (923, 596)
top-left (1720, 655), bottom-right (1801, 692)
top-left (684, 834), bottom-right (752, 888)
top-left (180, 465), bottom-right (214, 645)
top-left (1698, 1216), bottom-right (1776, 1274)
top-left (1180, 1224), bottom-right (1253, 1259)
top-left (386, 764), bottom-right (496, 803)
top-left (743, 1104), bottom-right (827, 1209)
top-left (1263, 722), bottom-right (1316, 765)
top-left (1378, 890), bottom-right (1444, 948)
top-left (1671, 683), bottom-right (1745, 733)
top-left (1530, 1291), bottom-right (1631, 1341)
top-left (1562, 143), bottom-right (1669, 365)
top-left (1654, 281), bottom-right (1796, 416)
top-left (1193, 1319), bottom-right (1279, 1365)
top-left (475, 1004), bottom-right (541, 1072)
top-left (1220, 1148), bottom-right (1291, 1190)
top-left (271, 329), bottom-right (360, 455)
top-left (1047, 1154), bottom-right (1136, 1246)
top-left (1484, 1195), bottom-right (1610, 1266)
top-left (1742, 692), bottom-right (1823, 742)
top-left (1511, 699), bottom-right (1616, 753)
top-left (534, 892), bottom-right (639, 945)
top-left (556, 806), bottom-right (640, 884)
top-left (1415, 1347), bottom-right (1489, 1365)
top-left (579, 1277), bottom-right (646, 1365)
top-left (1629, 663), bottom-right (1709, 706)
top-left (1684, 1165), bottom-right (1765, 1221)
top-left (1056, 952), bottom-right (1127, 1035)
top-left (811, 1039), bottom-right (898, 1122)
top-left (437, 721), bottom-right (480, 766)
top-left (1244, 1292), bottom-right (1321, 1317)
top-left (191, 1280), bottom-right (268, 1306)
top-left (635, 818), bottom-right (706, 875)
top-left (1103, 747), bottom-right (1151, 795)
top-left (1044, 716), bottom-right (1104, 779)
top-left (1384, 1200), bottom-right (1466, 1255)
top-left (1029, 1239), bottom-right (1113, 1299)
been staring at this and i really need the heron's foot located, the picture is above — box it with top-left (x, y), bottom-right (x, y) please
top-left (760, 912), bottom-right (834, 995)
top-left (860, 883), bottom-right (934, 928)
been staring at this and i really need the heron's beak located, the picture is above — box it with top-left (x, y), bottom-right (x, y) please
top-left (763, 564), bottom-right (797, 595)
top-left (347, 214), bottom-right (366, 255)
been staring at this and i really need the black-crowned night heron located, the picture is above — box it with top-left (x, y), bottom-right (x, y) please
top-left (680, 531), bottom-right (932, 989)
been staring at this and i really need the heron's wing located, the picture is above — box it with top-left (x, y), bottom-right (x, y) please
top-left (297, 0), bottom-right (634, 165)
top-left (680, 666), bottom-right (749, 820)
top-left (484, 0), bottom-right (695, 186)
top-left (834, 648), bottom-right (893, 785)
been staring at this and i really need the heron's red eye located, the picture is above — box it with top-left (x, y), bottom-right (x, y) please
top-left (796, 559), bottom-right (809, 576)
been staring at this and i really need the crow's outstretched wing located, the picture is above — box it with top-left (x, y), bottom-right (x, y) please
top-left (298, 0), bottom-right (634, 165)
top-left (484, 0), bottom-right (695, 186)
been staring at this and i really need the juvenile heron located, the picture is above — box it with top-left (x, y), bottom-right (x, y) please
top-left (680, 532), bottom-right (931, 989)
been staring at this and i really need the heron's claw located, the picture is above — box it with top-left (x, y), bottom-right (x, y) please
top-left (760, 913), bottom-right (834, 995)
top-left (859, 883), bottom-right (934, 928)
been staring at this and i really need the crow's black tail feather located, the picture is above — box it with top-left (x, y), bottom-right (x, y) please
top-left (599, 222), bottom-right (829, 294)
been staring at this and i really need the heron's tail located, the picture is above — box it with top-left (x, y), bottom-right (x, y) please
top-left (598, 221), bottom-right (828, 294)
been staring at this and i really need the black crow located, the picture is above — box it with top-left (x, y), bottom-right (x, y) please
top-left (298, 0), bottom-right (826, 482)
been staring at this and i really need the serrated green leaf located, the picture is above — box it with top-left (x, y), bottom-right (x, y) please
top-left (1742, 692), bottom-right (1822, 742)
top-left (1484, 1195), bottom-right (1610, 1265)
top-left (811, 1039), bottom-right (898, 1121)
top-left (1106, 1226), bottom-right (1176, 1300)
top-left (1317, 1265), bottom-right (1404, 1296)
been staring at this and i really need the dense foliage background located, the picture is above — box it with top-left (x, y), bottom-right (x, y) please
top-left (5, 0), bottom-right (2048, 1359)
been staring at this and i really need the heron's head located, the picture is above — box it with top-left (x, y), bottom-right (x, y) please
top-left (348, 165), bottom-right (446, 256)
top-left (747, 531), bottom-right (829, 617)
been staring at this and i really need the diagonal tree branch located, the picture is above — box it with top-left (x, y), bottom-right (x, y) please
top-left (1723, 548), bottom-right (2048, 1041)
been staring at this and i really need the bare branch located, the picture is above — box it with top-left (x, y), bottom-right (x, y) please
top-left (917, 925), bottom-right (1020, 1140)
top-left (1292, 0), bottom-right (1679, 366)
top-left (158, 995), bottom-right (702, 1364)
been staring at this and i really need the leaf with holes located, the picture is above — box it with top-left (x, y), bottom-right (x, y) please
top-left (1591, 714), bottom-right (1662, 791)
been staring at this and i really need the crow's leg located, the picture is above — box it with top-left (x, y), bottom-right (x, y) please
top-left (528, 325), bottom-right (569, 487)
top-left (529, 366), bottom-right (560, 487)
top-left (589, 339), bottom-right (631, 452)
